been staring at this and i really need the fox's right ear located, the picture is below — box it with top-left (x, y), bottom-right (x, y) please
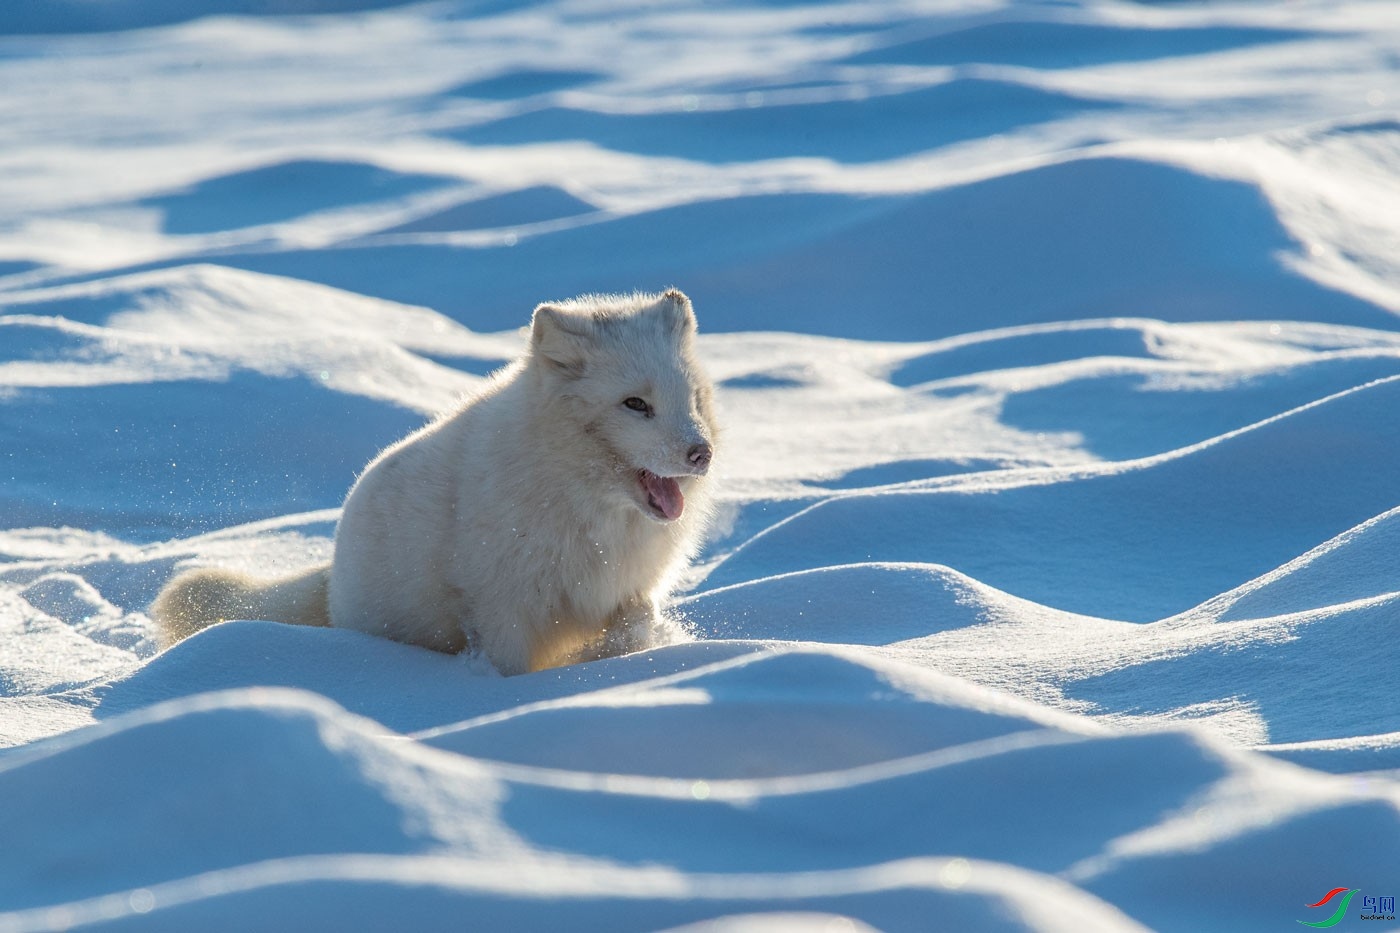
top-left (530, 304), bottom-right (594, 377)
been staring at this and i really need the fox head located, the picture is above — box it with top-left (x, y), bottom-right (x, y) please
top-left (528, 289), bottom-right (717, 524)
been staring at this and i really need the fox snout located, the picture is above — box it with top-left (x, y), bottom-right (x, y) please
top-left (687, 442), bottom-right (713, 474)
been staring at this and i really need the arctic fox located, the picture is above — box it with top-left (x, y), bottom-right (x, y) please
top-left (152, 290), bottom-right (718, 675)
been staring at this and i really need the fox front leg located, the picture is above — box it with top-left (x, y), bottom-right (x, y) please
top-left (589, 596), bottom-right (662, 660)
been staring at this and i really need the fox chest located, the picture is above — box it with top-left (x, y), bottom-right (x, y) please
top-left (446, 526), bottom-right (653, 622)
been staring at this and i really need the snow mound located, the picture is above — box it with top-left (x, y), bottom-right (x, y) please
top-left (3, 657), bottom-right (1398, 932)
top-left (126, 153), bottom-right (1398, 338)
top-left (705, 376), bottom-right (1400, 622)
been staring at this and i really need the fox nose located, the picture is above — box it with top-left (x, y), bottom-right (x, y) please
top-left (687, 442), bottom-right (713, 473)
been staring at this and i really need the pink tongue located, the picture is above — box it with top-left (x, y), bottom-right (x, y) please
top-left (643, 472), bottom-right (685, 520)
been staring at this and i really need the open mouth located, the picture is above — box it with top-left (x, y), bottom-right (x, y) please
top-left (637, 469), bottom-right (684, 521)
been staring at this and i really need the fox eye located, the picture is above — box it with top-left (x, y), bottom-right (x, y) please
top-left (622, 396), bottom-right (652, 416)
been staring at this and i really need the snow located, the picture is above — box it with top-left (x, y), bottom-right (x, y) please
top-left (3, 0), bottom-right (1400, 930)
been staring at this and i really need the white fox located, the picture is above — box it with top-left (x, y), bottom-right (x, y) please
top-left (152, 290), bottom-right (718, 675)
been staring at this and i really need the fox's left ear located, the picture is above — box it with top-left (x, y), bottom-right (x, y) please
top-left (531, 303), bottom-right (595, 377)
top-left (658, 289), bottom-right (697, 336)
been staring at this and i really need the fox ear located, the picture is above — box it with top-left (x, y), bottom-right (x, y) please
top-left (531, 303), bottom-right (594, 377)
top-left (658, 288), bottom-right (696, 336)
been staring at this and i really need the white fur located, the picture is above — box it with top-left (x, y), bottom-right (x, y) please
top-left (152, 290), bottom-right (718, 675)
top-left (150, 565), bottom-right (329, 648)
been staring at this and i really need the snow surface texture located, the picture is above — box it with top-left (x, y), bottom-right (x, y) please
top-left (3, 0), bottom-right (1400, 930)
